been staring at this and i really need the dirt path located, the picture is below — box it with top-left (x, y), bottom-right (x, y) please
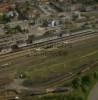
top-left (88, 83), bottom-right (98, 100)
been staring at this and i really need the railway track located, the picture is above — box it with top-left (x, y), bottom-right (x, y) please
top-left (22, 29), bottom-right (98, 49)
top-left (0, 61), bottom-right (97, 97)
top-left (11, 61), bottom-right (98, 96)
top-left (27, 61), bottom-right (98, 95)
top-left (40, 62), bottom-right (98, 88)
top-left (0, 30), bottom-right (98, 96)
top-left (0, 29), bottom-right (98, 61)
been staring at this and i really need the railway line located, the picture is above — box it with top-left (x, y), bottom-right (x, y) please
top-left (13, 60), bottom-right (98, 96)
top-left (0, 29), bottom-right (97, 74)
top-left (0, 29), bottom-right (98, 96)
top-left (0, 29), bottom-right (98, 61)
top-left (40, 61), bottom-right (98, 88)
top-left (2, 61), bottom-right (97, 96)
top-left (24, 29), bottom-right (98, 48)
top-left (24, 60), bottom-right (98, 95)
top-left (0, 29), bottom-right (97, 80)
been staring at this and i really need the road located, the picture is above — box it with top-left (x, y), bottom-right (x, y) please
top-left (88, 83), bottom-right (98, 100)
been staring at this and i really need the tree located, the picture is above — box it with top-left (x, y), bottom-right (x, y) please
top-left (4, 24), bottom-right (13, 34)
top-left (95, 0), bottom-right (98, 2)
top-left (15, 25), bottom-right (22, 32)
top-left (93, 72), bottom-right (98, 80)
top-left (72, 78), bottom-right (80, 89)
top-left (81, 75), bottom-right (91, 86)
top-left (2, 14), bottom-right (10, 23)
top-left (12, 45), bottom-right (19, 50)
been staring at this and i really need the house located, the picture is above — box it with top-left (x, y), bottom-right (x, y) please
top-left (0, 3), bottom-right (10, 15)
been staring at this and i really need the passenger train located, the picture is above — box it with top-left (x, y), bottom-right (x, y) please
top-left (0, 29), bottom-right (97, 54)
top-left (32, 29), bottom-right (97, 45)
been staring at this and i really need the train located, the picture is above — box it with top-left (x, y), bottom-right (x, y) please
top-left (32, 29), bottom-right (97, 45)
top-left (0, 28), bottom-right (97, 54)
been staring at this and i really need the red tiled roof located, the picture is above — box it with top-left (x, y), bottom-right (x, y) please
top-left (0, 3), bottom-right (10, 13)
